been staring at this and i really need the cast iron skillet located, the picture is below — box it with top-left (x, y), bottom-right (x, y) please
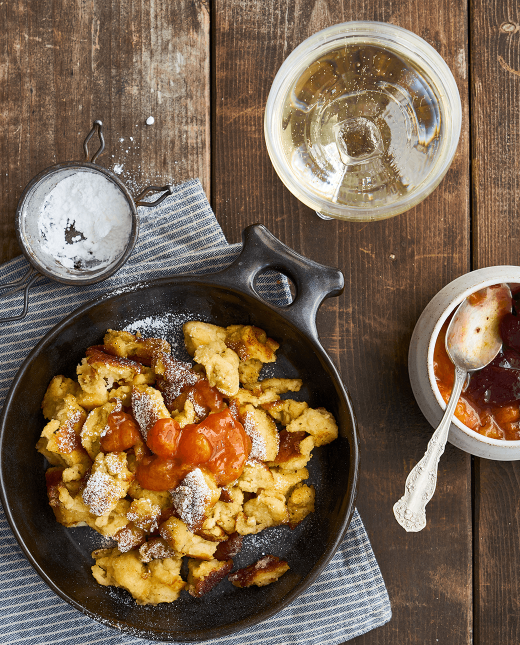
top-left (0, 224), bottom-right (359, 641)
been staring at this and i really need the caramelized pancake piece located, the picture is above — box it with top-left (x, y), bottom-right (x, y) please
top-left (263, 398), bottom-right (308, 426)
top-left (77, 348), bottom-right (154, 408)
top-left (37, 396), bottom-right (90, 470)
top-left (103, 329), bottom-right (170, 365)
top-left (107, 384), bottom-right (132, 406)
top-left (45, 468), bottom-right (132, 538)
top-left (91, 548), bottom-right (185, 605)
top-left (225, 325), bottom-right (279, 363)
top-left (244, 377), bottom-right (302, 395)
top-left (238, 358), bottom-right (263, 387)
top-left (237, 461), bottom-right (274, 493)
top-left (80, 399), bottom-right (122, 460)
top-left (42, 389), bottom-right (86, 430)
top-left (186, 558), bottom-right (233, 597)
top-left (44, 467), bottom-right (92, 528)
top-left (201, 486), bottom-right (244, 537)
top-left (159, 517), bottom-right (218, 560)
top-left (114, 524), bottom-right (147, 552)
top-left (228, 555), bottom-right (289, 588)
top-left (269, 467), bottom-right (309, 496)
top-left (214, 532), bottom-right (244, 560)
top-left (183, 321), bottom-right (227, 356)
top-left (258, 377), bottom-right (302, 393)
top-left (126, 497), bottom-right (162, 532)
top-left (139, 537), bottom-right (176, 563)
top-left (286, 407), bottom-right (338, 446)
top-left (269, 430), bottom-right (314, 471)
top-left (88, 498), bottom-right (132, 537)
top-left (184, 321), bottom-right (279, 364)
top-left (233, 387), bottom-right (279, 407)
top-left (235, 490), bottom-right (289, 535)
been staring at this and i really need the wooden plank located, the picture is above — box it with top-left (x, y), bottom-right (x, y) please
top-left (470, 1), bottom-right (520, 643)
top-left (0, 0), bottom-right (210, 265)
top-left (213, 1), bottom-right (472, 643)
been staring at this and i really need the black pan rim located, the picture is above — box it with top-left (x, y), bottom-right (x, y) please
top-left (0, 274), bottom-right (359, 642)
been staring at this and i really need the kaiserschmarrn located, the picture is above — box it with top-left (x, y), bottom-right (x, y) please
top-left (37, 321), bottom-right (338, 605)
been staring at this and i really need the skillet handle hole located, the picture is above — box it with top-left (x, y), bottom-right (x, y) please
top-left (252, 269), bottom-right (295, 307)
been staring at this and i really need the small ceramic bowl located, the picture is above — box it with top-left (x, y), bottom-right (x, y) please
top-left (409, 266), bottom-right (520, 460)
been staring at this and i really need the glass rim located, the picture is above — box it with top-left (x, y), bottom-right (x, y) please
top-left (264, 21), bottom-right (463, 220)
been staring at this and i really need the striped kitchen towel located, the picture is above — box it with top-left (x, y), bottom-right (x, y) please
top-left (0, 178), bottom-right (391, 645)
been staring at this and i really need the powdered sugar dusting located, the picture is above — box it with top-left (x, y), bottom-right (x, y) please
top-left (56, 410), bottom-right (83, 453)
top-left (187, 389), bottom-right (206, 419)
top-left (157, 354), bottom-right (199, 406)
top-left (139, 539), bottom-right (175, 563)
top-left (104, 452), bottom-right (125, 474)
top-left (243, 411), bottom-right (267, 462)
top-left (170, 468), bottom-right (211, 531)
top-left (115, 525), bottom-right (141, 552)
top-left (82, 471), bottom-right (116, 516)
top-left (246, 524), bottom-right (290, 554)
top-left (131, 388), bottom-right (164, 439)
top-left (127, 501), bottom-right (161, 532)
top-left (123, 312), bottom-right (194, 353)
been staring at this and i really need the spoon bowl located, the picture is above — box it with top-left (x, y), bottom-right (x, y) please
top-left (394, 283), bottom-right (512, 532)
top-left (446, 284), bottom-right (512, 371)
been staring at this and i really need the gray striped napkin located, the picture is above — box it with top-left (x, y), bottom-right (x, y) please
top-left (0, 179), bottom-right (391, 645)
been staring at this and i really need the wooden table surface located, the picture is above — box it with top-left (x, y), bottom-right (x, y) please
top-left (1, 1), bottom-right (519, 644)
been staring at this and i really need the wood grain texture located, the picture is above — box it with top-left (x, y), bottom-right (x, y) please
top-left (213, 1), bottom-right (472, 643)
top-left (471, 0), bottom-right (520, 269)
top-left (471, 1), bottom-right (520, 642)
top-left (0, 0), bottom-right (210, 265)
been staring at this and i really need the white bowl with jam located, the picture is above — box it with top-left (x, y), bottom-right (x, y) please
top-left (409, 267), bottom-right (520, 460)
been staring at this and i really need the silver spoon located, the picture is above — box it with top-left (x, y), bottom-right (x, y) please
top-left (394, 284), bottom-right (512, 532)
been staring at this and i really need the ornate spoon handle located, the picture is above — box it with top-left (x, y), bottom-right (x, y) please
top-left (393, 365), bottom-right (466, 532)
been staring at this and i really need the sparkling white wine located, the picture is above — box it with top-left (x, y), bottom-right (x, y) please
top-left (279, 43), bottom-right (443, 211)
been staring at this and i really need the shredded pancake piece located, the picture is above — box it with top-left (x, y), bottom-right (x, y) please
top-left (170, 469), bottom-right (220, 532)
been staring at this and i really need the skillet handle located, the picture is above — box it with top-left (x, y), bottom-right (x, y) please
top-left (212, 224), bottom-right (344, 341)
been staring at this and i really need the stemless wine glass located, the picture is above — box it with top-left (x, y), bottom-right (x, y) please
top-left (264, 22), bottom-right (462, 222)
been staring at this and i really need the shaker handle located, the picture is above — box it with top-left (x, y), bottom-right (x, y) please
top-left (83, 120), bottom-right (105, 163)
top-left (134, 185), bottom-right (173, 208)
top-left (0, 267), bottom-right (39, 324)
